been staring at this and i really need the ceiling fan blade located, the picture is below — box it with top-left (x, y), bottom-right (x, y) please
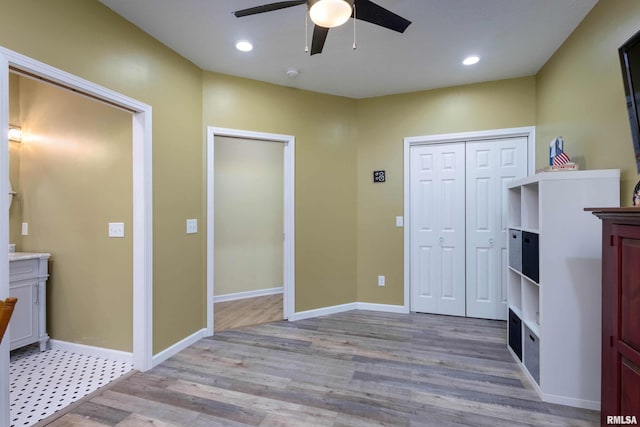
top-left (310, 25), bottom-right (329, 55)
top-left (233, 1), bottom-right (307, 18)
top-left (353, 0), bottom-right (411, 33)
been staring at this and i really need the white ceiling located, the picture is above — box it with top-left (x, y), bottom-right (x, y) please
top-left (98, 0), bottom-right (598, 99)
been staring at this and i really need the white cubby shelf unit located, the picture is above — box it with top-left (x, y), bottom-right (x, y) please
top-left (506, 169), bottom-right (620, 410)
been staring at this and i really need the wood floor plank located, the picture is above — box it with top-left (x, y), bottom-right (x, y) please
top-left (39, 310), bottom-right (599, 426)
top-left (214, 294), bottom-right (283, 332)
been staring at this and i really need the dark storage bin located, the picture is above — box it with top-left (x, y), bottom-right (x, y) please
top-left (522, 231), bottom-right (539, 283)
top-left (508, 229), bottom-right (522, 272)
top-left (524, 324), bottom-right (540, 385)
top-left (508, 308), bottom-right (522, 361)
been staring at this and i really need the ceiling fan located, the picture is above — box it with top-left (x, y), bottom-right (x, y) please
top-left (233, 0), bottom-right (412, 55)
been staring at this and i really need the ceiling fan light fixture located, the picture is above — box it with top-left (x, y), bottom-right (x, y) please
top-left (309, 0), bottom-right (353, 28)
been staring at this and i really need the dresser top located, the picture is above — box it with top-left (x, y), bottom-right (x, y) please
top-left (9, 252), bottom-right (51, 261)
top-left (586, 207), bottom-right (640, 222)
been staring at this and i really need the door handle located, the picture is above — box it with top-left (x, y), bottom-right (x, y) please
top-left (439, 237), bottom-right (444, 247)
top-left (489, 238), bottom-right (495, 247)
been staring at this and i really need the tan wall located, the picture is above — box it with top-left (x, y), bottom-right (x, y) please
top-left (214, 136), bottom-right (283, 296)
top-left (3, 0), bottom-right (635, 348)
top-left (15, 76), bottom-right (133, 351)
top-left (0, 0), bottom-right (204, 354)
top-left (536, 0), bottom-right (640, 205)
top-left (355, 77), bottom-right (537, 304)
top-left (9, 73), bottom-right (21, 247)
top-left (203, 72), bottom-right (358, 311)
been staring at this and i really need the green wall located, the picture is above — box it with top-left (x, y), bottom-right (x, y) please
top-left (536, 0), bottom-right (640, 205)
top-left (203, 72), bottom-right (358, 311)
top-left (214, 136), bottom-right (284, 296)
top-left (0, 0), bottom-right (204, 354)
top-left (355, 77), bottom-right (536, 304)
top-left (1, 0), bottom-right (638, 354)
top-left (13, 76), bottom-right (133, 351)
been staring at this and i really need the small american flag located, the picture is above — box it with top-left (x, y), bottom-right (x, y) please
top-left (552, 151), bottom-right (571, 166)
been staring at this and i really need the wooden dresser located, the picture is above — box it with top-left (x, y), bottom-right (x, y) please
top-left (590, 208), bottom-right (640, 424)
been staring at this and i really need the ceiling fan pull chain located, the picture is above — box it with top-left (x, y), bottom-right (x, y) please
top-left (353, 4), bottom-right (357, 50)
top-left (305, 11), bottom-right (309, 53)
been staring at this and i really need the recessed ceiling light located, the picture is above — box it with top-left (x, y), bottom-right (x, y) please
top-left (463, 55), bottom-right (480, 66)
top-left (235, 40), bottom-right (253, 52)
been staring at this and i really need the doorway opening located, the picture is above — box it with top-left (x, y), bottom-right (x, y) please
top-left (0, 46), bottom-right (153, 425)
top-left (206, 127), bottom-right (295, 335)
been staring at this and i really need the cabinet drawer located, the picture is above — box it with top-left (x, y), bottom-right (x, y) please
top-left (508, 229), bottom-right (522, 272)
top-left (9, 259), bottom-right (39, 282)
top-left (508, 308), bottom-right (522, 361)
top-left (524, 324), bottom-right (540, 385)
top-left (522, 231), bottom-right (539, 283)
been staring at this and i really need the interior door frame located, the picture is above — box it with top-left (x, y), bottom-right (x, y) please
top-left (0, 46), bottom-right (153, 426)
top-left (206, 127), bottom-right (295, 335)
top-left (403, 126), bottom-right (535, 312)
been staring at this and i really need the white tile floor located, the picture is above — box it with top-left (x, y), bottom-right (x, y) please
top-left (9, 344), bottom-right (132, 427)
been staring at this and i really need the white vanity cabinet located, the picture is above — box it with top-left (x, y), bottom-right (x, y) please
top-left (9, 253), bottom-right (51, 351)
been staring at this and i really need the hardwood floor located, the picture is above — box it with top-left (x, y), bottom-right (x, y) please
top-left (39, 311), bottom-right (599, 426)
top-left (214, 294), bottom-right (283, 332)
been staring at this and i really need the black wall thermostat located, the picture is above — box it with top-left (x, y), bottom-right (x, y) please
top-left (373, 170), bottom-right (386, 183)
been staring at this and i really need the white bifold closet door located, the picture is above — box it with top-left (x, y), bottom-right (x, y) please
top-left (465, 138), bottom-right (527, 320)
top-left (410, 142), bottom-right (466, 316)
top-left (410, 137), bottom-right (527, 320)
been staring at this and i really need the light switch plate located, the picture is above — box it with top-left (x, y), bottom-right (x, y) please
top-left (108, 222), bottom-right (125, 238)
top-left (21, 222), bottom-right (28, 236)
top-left (396, 216), bottom-right (404, 227)
top-left (378, 275), bottom-right (385, 287)
top-left (186, 219), bottom-right (198, 234)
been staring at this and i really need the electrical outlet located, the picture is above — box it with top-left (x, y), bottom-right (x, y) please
top-left (108, 222), bottom-right (125, 238)
top-left (378, 275), bottom-right (385, 287)
top-left (186, 219), bottom-right (198, 234)
top-left (21, 222), bottom-right (28, 236)
top-left (396, 216), bottom-right (404, 227)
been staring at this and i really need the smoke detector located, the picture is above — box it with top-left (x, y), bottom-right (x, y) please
top-left (286, 68), bottom-right (300, 78)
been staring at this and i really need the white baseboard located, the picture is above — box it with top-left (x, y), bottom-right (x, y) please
top-left (290, 301), bottom-right (410, 322)
top-left (542, 392), bottom-right (600, 411)
top-left (214, 287), bottom-right (283, 303)
top-left (290, 302), bottom-right (357, 321)
top-left (49, 340), bottom-right (133, 365)
top-left (152, 328), bottom-right (207, 367)
top-left (356, 302), bottom-right (409, 314)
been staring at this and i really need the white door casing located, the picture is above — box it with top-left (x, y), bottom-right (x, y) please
top-left (0, 46), bottom-right (153, 427)
top-left (465, 137), bottom-right (528, 320)
top-left (410, 142), bottom-right (466, 316)
top-left (206, 127), bottom-right (295, 336)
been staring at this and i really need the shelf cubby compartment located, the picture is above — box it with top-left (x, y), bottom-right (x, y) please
top-left (508, 186), bottom-right (522, 229)
top-left (508, 268), bottom-right (522, 313)
top-left (522, 276), bottom-right (540, 338)
top-left (521, 183), bottom-right (539, 231)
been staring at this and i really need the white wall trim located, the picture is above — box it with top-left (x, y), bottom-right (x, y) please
top-left (541, 393), bottom-right (600, 411)
top-left (0, 46), bottom-right (153, 426)
top-left (214, 287), bottom-right (283, 303)
top-left (403, 126), bottom-right (536, 314)
top-left (0, 51), bottom-right (10, 427)
top-left (49, 340), bottom-right (134, 365)
top-left (289, 302), bottom-right (409, 322)
top-left (355, 303), bottom-right (410, 314)
top-left (152, 328), bottom-right (207, 367)
top-left (290, 303), bottom-right (358, 321)
top-left (206, 127), bottom-right (295, 337)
